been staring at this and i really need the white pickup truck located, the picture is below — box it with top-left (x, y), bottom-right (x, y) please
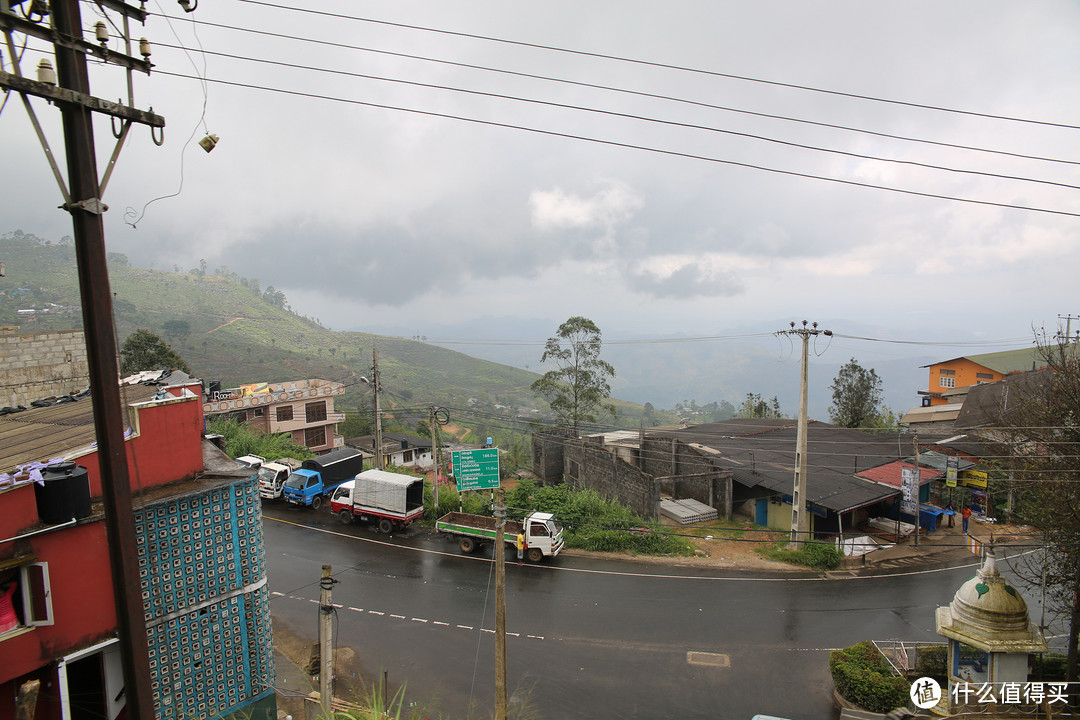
top-left (257, 458), bottom-right (302, 500)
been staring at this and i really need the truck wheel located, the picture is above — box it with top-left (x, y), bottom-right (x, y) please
top-left (459, 537), bottom-right (477, 554)
top-left (338, 510), bottom-right (352, 525)
top-left (311, 496), bottom-right (322, 510)
top-left (378, 518), bottom-right (394, 534)
top-left (526, 548), bottom-right (543, 563)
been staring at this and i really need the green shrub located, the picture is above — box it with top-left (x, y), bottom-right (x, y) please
top-left (756, 540), bottom-right (842, 570)
top-left (914, 644), bottom-right (947, 681)
top-left (830, 641), bottom-right (910, 714)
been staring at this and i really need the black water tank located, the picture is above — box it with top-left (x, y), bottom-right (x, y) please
top-left (34, 461), bottom-right (92, 524)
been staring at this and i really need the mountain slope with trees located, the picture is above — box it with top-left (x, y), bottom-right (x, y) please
top-left (0, 231), bottom-right (660, 430)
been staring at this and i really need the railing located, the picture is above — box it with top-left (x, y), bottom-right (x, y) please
top-left (872, 639), bottom-right (944, 677)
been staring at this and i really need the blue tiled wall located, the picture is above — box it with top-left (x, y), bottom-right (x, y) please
top-left (135, 480), bottom-right (274, 720)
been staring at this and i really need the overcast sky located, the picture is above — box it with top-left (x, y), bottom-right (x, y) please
top-left (4, 1), bottom-right (1079, 352)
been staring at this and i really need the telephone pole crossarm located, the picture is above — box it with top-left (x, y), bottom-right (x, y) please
top-left (0, 71), bottom-right (164, 126)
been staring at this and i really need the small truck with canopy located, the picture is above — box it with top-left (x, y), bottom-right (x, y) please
top-left (330, 469), bottom-right (425, 533)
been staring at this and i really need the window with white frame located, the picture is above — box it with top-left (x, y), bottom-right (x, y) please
top-left (0, 562), bottom-right (54, 636)
top-left (939, 376), bottom-right (956, 388)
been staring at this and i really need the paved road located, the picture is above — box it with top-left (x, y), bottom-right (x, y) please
top-left (261, 504), bottom-right (1018, 720)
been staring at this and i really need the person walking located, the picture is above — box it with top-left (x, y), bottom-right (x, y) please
top-left (961, 505), bottom-right (972, 533)
top-left (516, 531), bottom-right (525, 566)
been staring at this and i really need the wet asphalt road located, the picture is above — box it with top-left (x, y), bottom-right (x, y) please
top-left (261, 503), bottom-right (993, 720)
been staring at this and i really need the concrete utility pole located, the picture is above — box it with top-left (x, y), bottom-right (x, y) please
top-left (372, 349), bottom-right (383, 469)
top-left (777, 321), bottom-right (831, 549)
top-left (1057, 314), bottom-right (1080, 344)
top-left (319, 564), bottom-right (335, 717)
top-left (1, 2), bottom-right (164, 719)
top-left (494, 488), bottom-right (508, 720)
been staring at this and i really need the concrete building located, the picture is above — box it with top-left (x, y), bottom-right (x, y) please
top-left (203, 378), bottom-right (345, 453)
top-left (1, 376), bottom-right (275, 720)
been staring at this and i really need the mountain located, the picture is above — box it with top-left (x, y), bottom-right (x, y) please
top-left (352, 317), bottom-right (935, 420)
top-left (2, 231), bottom-right (932, 425)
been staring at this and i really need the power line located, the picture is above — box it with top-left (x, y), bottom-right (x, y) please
top-left (152, 14), bottom-right (1080, 169)
top-left (231, 0), bottom-right (1080, 132)
top-left (149, 41), bottom-right (1080, 193)
top-left (147, 69), bottom-right (1080, 220)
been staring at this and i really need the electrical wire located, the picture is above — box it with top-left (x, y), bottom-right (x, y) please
top-left (232, 0), bottom-right (1080, 131)
top-left (147, 41), bottom-right (1080, 193)
top-left (149, 68), bottom-right (1080, 220)
top-left (151, 13), bottom-right (1080, 168)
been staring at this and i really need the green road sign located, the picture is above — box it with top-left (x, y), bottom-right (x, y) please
top-left (452, 448), bottom-right (500, 491)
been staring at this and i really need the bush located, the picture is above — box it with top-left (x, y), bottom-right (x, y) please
top-left (914, 644), bottom-right (947, 681)
top-left (830, 641), bottom-right (910, 714)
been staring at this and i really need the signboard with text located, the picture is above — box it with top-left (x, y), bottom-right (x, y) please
top-left (946, 456), bottom-right (958, 488)
top-left (900, 466), bottom-right (919, 515)
top-left (451, 448), bottom-right (500, 491)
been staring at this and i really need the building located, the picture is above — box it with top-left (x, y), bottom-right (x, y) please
top-left (203, 378), bottom-right (345, 453)
top-left (1, 376), bottom-right (275, 720)
top-left (0, 328), bottom-right (89, 409)
top-left (347, 433), bottom-right (433, 470)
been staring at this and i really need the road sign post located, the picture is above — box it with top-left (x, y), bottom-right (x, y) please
top-left (452, 448), bottom-right (500, 491)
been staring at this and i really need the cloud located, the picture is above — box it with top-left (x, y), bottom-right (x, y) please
top-left (529, 181), bottom-right (643, 236)
top-left (625, 254), bottom-right (745, 299)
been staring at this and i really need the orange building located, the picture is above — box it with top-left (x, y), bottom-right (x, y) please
top-left (919, 347), bottom-right (1049, 407)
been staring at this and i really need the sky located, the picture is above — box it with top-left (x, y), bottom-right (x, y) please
top-left (3, 1), bottom-right (1079, 358)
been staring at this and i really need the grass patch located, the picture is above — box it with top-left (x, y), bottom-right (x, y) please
top-left (755, 539), bottom-right (842, 570)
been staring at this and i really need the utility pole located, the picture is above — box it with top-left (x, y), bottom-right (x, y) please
top-left (1057, 314), bottom-right (1080, 344)
top-left (1, 3), bottom-right (164, 719)
top-left (428, 406), bottom-right (448, 508)
top-left (372, 348), bottom-right (383, 469)
top-left (493, 488), bottom-right (508, 720)
top-left (776, 321), bottom-right (831, 549)
top-left (319, 564), bottom-right (335, 718)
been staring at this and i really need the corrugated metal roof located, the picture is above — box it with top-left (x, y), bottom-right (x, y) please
top-left (0, 384), bottom-right (157, 473)
top-left (649, 420), bottom-right (913, 514)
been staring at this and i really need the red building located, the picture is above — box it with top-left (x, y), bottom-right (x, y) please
top-left (0, 379), bottom-right (274, 720)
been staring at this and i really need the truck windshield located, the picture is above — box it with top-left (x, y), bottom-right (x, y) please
top-left (283, 476), bottom-right (304, 490)
top-left (257, 467), bottom-right (276, 482)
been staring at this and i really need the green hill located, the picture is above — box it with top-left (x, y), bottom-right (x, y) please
top-left (0, 230), bottom-right (660, 433)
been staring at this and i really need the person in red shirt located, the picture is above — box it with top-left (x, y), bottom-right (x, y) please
top-left (961, 505), bottom-right (972, 533)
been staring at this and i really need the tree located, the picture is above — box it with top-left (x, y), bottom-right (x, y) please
top-left (828, 358), bottom-right (886, 428)
top-left (530, 316), bottom-right (616, 435)
top-left (737, 393), bottom-right (782, 418)
top-left (986, 335), bottom-right (1080, 687)
top-left (119, 329), bottom-right (191, 375)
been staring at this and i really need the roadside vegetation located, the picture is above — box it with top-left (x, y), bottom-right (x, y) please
top-left (755, 539), bottom-right (842, 570)
top-left (207, 417), bottom-right (315, 462)
top-left (829, 641), bottom-right (910, 714)
top-left (420, 478), bottom-right (693, 556)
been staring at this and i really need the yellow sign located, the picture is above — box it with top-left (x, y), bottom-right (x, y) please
top-left (960, 470), bottom-right (987, 489)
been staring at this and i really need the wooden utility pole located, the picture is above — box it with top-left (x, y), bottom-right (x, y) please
top-left (372, 349), bottom-right (383, 469)
top-left (494, 488), bottom-right (508, 720)
top-left (0, 1), bottom-right (165, 718)
top-left (319, 564), bottom-right (335, 717)
top-left (777, 321), bottom-right (830, 549)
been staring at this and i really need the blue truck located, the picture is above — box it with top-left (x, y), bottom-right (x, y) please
top-left (281, 448), bottom-right (365, 509)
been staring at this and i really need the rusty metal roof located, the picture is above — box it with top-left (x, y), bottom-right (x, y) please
top-left (0, 384), bottom-right (157, 473)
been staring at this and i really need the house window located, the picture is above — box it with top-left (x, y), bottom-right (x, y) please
top-left (976, 372), bottom-right (994, 380)
top-left (940, 377), bottom-right (956, 388)
top-left (277, 405), bottom-right (294, 422)
top-left (402, 450), bottom-right (414, 464)
top-left (253, 407), bottom-right (265, 418)
top-left (305, 401), bottom-right (327, 423)
top-left (0, 562), bottom-right (54, 636)
top-left (940, 369), bottom-right (956, 376)
top-left (305, 426), bottom-right (326, 448)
